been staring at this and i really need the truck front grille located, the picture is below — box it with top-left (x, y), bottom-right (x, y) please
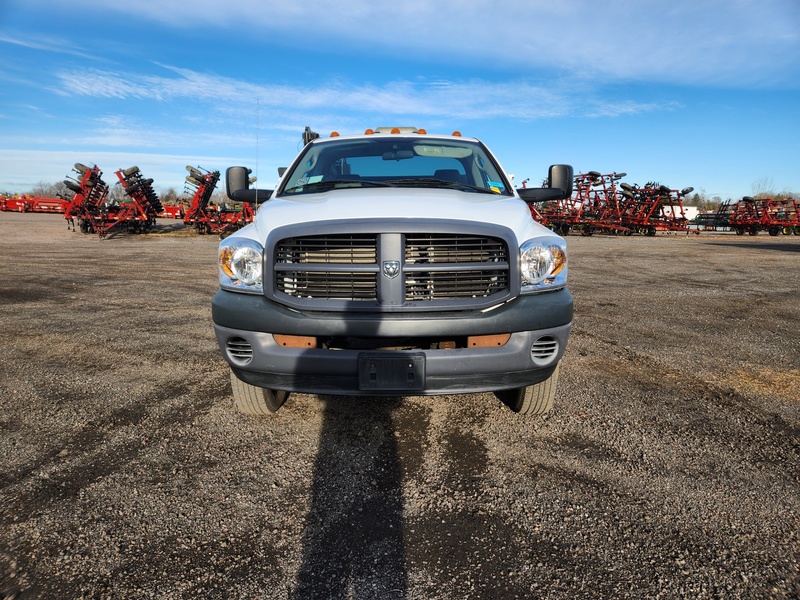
top-left (271, 227), bottom-right (514, 312)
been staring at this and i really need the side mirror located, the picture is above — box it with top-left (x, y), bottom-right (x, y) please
top-left (549, 164), bottom-right (573, 198)
top-left (516, 164), bottom-right (574, 203)
top-left (226, 166), bottom-right (251, 199)
top-left (226, 166), bottom-right (273, 204)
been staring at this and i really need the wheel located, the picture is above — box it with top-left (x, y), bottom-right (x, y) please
top-left (496, 364), bottom-right (560, 416)
top-left (230, 370), bottom-right (288, 415)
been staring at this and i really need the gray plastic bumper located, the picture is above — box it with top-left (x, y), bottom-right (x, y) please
top-left (212, 288), bottom-right (572, 396)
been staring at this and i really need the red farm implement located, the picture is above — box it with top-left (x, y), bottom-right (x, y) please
top-left (696, 197), bottom-right (800, 235)
top-left (183, 165), bottom-right (254, 236)
top-left (112, 165), bottom-right (163, 233)
top-left (728, 196), bottom-right (800, 236)
top-left (617, 182), bottom-right (697, 235)
top-left (158, 204), bottom-right (185, 219)
top-left (0, 195), bottom-right (68, 213)
top-left (63, 163), bottom-right (162, 237)
top-left (63, 163), bottom-right (111, 235)
top-left (536, 171), bottom-right (614, 235)
top-left (534, 172), bottom-right (696, 236)
top-left (538, 171), bottom-right (630, 236)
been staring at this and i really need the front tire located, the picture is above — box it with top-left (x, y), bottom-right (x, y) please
top-left (496, 364), bottom-right (560, 415)
top-left (230, 370), bottom-right (289, 415)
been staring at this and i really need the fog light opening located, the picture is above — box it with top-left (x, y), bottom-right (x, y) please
top-left (530, 336), bottom-right (559, 366)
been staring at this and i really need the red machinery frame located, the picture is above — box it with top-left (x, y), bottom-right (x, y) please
top-left (533, 171), bottom-right (696, 236)
top-left (617, 182), bottom-right (697, 236)
top-left (63, 163), bottom-right (163, 237)
top-left (183, 166), bottom-right (254, 236)
top-left (63, 163), bottom-right (111, 235)
top-left (728, 196), bottom-right (800, 236)
top-left (111, 165), bottom-right (163, 234)
top-left (1, 195), bottom-right (68, 213)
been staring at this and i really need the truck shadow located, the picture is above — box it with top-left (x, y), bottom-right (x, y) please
top-left (293, 395), bottom-right (407, 599)
top-left (709, 240), bottom-right (800, 253)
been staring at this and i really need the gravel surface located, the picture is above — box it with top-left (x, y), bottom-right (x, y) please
top-left (1, 212), bottom-right (798, 599)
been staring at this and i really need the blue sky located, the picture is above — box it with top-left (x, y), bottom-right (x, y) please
top-left (1, 0), bottom-right (798, 200)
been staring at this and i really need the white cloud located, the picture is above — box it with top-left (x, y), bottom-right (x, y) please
top-left (0, 34), bottom-right (104, 62)
top-left (53, 66), bottom-right (673, 124)
top-left (27, 0), bottom-right (800, 86)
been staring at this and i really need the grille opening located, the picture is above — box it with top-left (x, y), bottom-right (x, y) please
top-left (226, 337), bottom-right (253, 364)
top-left (406, 234), bottom-right (507, 263)
top-left (277, 271), bottom-right (377, 300)
top-left (406, 269), bottom-right (508, 300)
top-left (276, 234), bottom-right (377, 264)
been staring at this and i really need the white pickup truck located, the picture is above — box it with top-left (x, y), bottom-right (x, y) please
top-left (212, 127), bottom-right (573, 415)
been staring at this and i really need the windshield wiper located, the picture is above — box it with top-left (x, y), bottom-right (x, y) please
top-left (284, 179), bottom-right (392, 194)
top-left (383, 178), bottom-right (500, 194)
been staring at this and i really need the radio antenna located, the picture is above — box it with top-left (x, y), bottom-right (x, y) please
top-left (255, 98), bottom-right (260, 203)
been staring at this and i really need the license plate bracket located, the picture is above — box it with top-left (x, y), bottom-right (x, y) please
top-left (358, 352), bottom-right (426, 391)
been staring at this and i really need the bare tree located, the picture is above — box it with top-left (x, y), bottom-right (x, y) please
top-left (161, 187), bottom-right (179, 204)
top-left (29, 181), bottom-right (68, 198)
top-left (683, 189), bottom-right (719, 212)
top-left (751, 176), bottom-right (775, 198)
top-left (107, 183), bottom-right (126, 204)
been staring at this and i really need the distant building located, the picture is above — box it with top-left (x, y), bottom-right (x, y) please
top-left (663, 206), bottom-right (699, 221)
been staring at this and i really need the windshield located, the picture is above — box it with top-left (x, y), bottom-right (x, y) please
top-left (279, 136), bottom-right (512, 196)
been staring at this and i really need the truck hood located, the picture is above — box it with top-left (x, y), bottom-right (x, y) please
top-left (248, 187), bottom-right (548, 242)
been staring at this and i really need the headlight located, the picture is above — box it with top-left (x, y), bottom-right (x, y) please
top-left (520, 237), bottom-right (567, 292)
top-left (219, 237), bottom-right (263, 293)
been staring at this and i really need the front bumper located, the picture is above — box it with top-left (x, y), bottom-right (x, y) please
top-left (212, 288), bottom-right (573, 396)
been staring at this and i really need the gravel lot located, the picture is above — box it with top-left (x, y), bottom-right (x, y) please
top-left (1, 212), bottom-right (798, 599)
